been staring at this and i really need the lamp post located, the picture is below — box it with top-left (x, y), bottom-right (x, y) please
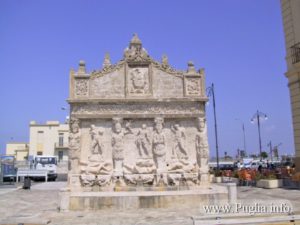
top-left (251, 110), bottom-right (268, 161)
top-left (235, 119), bottom-right (247, 156)
top-left (0, 159), bottom-right (3, 185)
top-left (207, 83), bottom-right (220, 171)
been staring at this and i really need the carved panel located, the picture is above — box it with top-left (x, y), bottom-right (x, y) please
top-left (75, 79), bottom-right (89, 97)
top-left (184, 77), bottom-right (202, 96)
top-left (128, 67), bottom-right (150, 95)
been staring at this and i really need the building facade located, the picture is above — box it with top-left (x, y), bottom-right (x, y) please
top-left (5, 142), bottom-right (29, 161)
top-left (29, 121), bottom-right (69, 161)
top-left (281, 0), bottom-right (300, 171)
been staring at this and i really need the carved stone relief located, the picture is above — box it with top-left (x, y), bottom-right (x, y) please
top-left (75, 116), bottom-right (209, 188)
top-left (75, 79), bottom-right (89, 97)
top-left (185, 77), bottom-right (201, 96)
top-left (136, 124), bottom-right (152, 159)
top-left (152, 117), bottom-right (167, 173)
top-left (171, 124), bottom-right (188, 160)
top-left (80, 124), bottom-right (113, 187)
top-left (196, 117), bottom-right (209, 174)
top-left (128, 67), bottom-right (150, 95)
top-left (111, 117), bottom-right (125, 175)
top-left (69, 118), bottom-right (81, 173)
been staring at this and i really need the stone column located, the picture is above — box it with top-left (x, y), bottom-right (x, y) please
top-left (281, 0), bottom-right (300, 172)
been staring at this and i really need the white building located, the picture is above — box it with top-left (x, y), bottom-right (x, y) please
top-left (5, 142), bottom-right (29, 161)
top-left (29, 121), bottom-right (69, 161)
top-left (281, 0), bottom-right (300, 171)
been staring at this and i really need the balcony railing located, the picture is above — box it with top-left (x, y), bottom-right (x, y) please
top-left (54, 142), bottom-right (69, 148)
top-left (291, 42), bottom-right (300, 64)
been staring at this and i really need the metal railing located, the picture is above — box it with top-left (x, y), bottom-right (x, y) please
top-left (54, 142), bottom-right (68, 148)
top-left (291, 42), bottom-right (300, 64)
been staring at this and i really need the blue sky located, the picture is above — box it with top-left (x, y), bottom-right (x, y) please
top-left (0, 0), bottom-right (294, 157)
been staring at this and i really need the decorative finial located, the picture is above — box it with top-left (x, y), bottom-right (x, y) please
top-left (102, 53), bottom-right (111, 68)
top-left (78, 60), bottom-right (86, 74)
top-left (79, 60), bottom-right (85, 66)
top-left (199, 68), bottom-right (205, 75)
top-left (124, 33), bottom-right (150, 62)
top-left (187, 61), bottom-right (196, 74)
top-left (130, 33), bottom-right (142, 45)
top-left (162, 54), bottom-right (169, 66)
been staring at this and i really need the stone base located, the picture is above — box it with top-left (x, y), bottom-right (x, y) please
top-left (59, 184), bottom-right (232, 211)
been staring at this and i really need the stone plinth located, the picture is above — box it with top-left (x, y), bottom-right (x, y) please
top-left (63, 184), bottom-right (229, 210)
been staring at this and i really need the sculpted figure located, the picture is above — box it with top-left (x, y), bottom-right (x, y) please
top-left (124, 120), bottom-right (134, 135)
top-left (171, 124), bottom-right (188, 159)
top-left (196, 117), bottom-right (209, 171)
top-left (69, 118), bottom-right (81, 173)
top-left (111, 117), bottom-right (124, 173)
top-left (152, 117), bottom-right (166, 172)
top-left (136, 124), bottom-right (152, 159)
top-left (90, 125), bottom-right (104, 160)
top-left (81, 125), bottom-right (112, 175)
top-left (80, 125), bottom-right (112, 187)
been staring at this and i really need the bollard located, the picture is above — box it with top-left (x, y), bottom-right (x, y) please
top-left (23, 176), bottom-right (31, 189)
top-left (226, 182), bottom-right (237, 204)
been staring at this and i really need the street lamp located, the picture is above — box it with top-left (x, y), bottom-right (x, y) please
top-left (61, 106), bottom-right (70, 124)
top-left (235, 118), bottom-right (247, 156)
top-left (251, 110), bottom-right (268, 161)
top-left (207, 83), bottom-right (220, 171)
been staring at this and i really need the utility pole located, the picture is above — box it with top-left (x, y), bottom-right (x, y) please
top-left (235, 119), bottom-right (247, 156)
top-left (268, 141), bottom-right (273, 162)
top-left (242, 123), bottom-right (246, 155)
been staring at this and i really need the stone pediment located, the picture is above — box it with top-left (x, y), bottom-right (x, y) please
top-left (69, 34), bottom-right (207, 101)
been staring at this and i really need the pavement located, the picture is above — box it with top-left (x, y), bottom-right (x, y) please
top-left (0, 182), bottom-right (300, 225)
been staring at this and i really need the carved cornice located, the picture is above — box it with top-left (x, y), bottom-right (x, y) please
top-left (68, 97), bottom-right (208, 103)
top-left (152, 60), bottom-right (184, 76)
top-left (90, 60), bottom-right (125, 79)
top-left (71, 101), bottom-right (204, 119)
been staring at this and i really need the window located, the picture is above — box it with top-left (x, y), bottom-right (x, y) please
top-left (58, 151), bottom-right (63, 161)
top-left (58, 133), bottom-right (64, 147)
top-left (37, 131), bottom-right (44, 143)
top-left (37, 151), bottom-right (43, 155)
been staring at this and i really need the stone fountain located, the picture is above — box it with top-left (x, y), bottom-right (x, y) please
top-left (59, 34), bottom-right (234, 211)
